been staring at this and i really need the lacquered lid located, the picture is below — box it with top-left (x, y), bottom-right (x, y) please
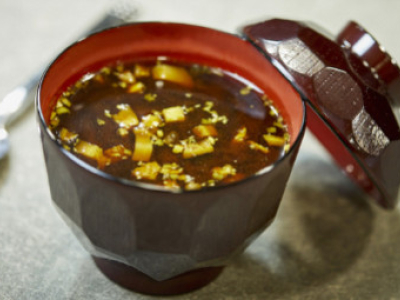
top-left (242, 19), bottom-right (400, 209)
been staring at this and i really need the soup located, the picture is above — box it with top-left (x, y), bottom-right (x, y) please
top-left (49, 58), bottom-right (290, 190)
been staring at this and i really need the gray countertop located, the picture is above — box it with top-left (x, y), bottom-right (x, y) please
top-left (1, 0), bottom-right (400, 299)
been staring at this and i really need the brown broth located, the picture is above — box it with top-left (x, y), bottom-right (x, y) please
top-left (50, 59), bottom-right (290, 190)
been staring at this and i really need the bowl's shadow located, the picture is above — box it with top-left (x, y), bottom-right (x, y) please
top-left (202, 156), bottom-right (377, 299)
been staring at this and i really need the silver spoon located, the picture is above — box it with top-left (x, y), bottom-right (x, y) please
top-left (0, 1), bottom-right (139, 160)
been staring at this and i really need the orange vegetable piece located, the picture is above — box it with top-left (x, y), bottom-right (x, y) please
top-left (112, 104), bottom-right (139, 128)
top-left (152, 64), bottom-right (194, 88)
top-left (192, 125), bottom-right (218, 139)
top-left (74, 141), bottom-right (110, 169)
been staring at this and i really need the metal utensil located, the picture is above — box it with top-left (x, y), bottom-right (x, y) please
top-left (0, 1), bottom-right (139, 159)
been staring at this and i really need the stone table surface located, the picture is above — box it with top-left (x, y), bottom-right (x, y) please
top-left (1, 0), bottom-right (400, 299)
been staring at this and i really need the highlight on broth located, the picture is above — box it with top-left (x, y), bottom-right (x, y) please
top-left (49, 58), bottom-right (290, 191)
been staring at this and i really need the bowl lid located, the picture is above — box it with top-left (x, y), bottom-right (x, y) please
top-left (242, 19), bottom-right (400, 209)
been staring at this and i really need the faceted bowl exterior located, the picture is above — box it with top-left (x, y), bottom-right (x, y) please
top-left (37, 22), bottom-right (305, 281)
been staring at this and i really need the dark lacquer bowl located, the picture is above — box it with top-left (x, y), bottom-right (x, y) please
top-left (36, 22), bottom-right (305, 295)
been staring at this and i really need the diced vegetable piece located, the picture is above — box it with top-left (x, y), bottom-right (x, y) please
top-left (94, 74), bottom-right (104, 83)
top-left (50, 116), bottom-right (60, 127)
top-left (104, 109), bottom-right (112, 118)
top-left (56, 100), bottom-right (64, 108)
top-left (172, 145), bottom-right (184, 154)
top-left (112, 104), bottom-right (139, 128)
top-left (97, 118), bottom-right (106, 126)
top-left (132, 161), bottom-right (160, 180)
top-left (163, 130), bottom-right (179, 146)
top-left (192, 125), bottom-right (218, 139)
top-left (201, 106), bottom-right (228, 125)
top-left (59, 128), bottom-right (78, 144)
top-left (100, 66), bottom-right (111, 74)
top-left (206, 179), bottom-right (216, 187)
top-left (160, 163), bottom-right (183, 180)
top-left (50, 111), bottom-right (57, 120)
top-left (60, 98), bottom-right (71, 107)
top-left (248, 141), bottom-right (270, 154)
top-left (132, 129), bottom-right (153, 161)
top-left (118, 81), bottom-right (127, 88)
top-left (127, 82), bottom-right (146, 93)
top-left (152, 64), bottom-right (194, 88)
top-left (266, 127), bottom-right (277, 134)
top-left (263, 134), bottom-right (286, 147)
top-left (74, 141), bottom-right (103, 158)
top-left (104, 145), bottom-right (132, 162)
top-left (183, 139), bottom-right (214, 159)
top-left (178, 174), bottom-right (193, 183)
top-left (153, 139), bottom-right (164, 146)
top-left (240, 86), bottom-right (252, 95)
top-left (206, 136), bottom-right (218, 145)
top-left (116, 64), bottom-right (124, 72)
top-left (185, 181), bottom-right (202, 190)
top-left (74, 141), bottom-right (110, 168)
top-left (115, 71), bottom-right (136, 83)
top-left (203, 101), bottom-right (213, 111)
top-left (212, 164), bottom-right (237, 181)
top-left (273, 119), bottom-right (284, 129)
top-left (134, 64), bottom-right (151, 78)
top-left (117, 128), bottom-right (129, 137)
top-left (233, 127), bottom-right (247, 142)
top-left (162, 106), bottom-right (185, 123)
top-left (142, 113), bottom-right (163, 129)
top-left (56, 106), bottom-right (70, 115)
top-left (270, 109), bottom-right (279, 117)
top-left (144, 93), bottom-right (157, 102)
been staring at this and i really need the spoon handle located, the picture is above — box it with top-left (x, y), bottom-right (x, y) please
top-left (0, 2), bottom-right (138, 126)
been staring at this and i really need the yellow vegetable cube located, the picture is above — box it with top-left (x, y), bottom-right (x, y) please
top-left (162, 106), bottom-right (185, 123)
top-left (152, 64), bottom-right (194, 88)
